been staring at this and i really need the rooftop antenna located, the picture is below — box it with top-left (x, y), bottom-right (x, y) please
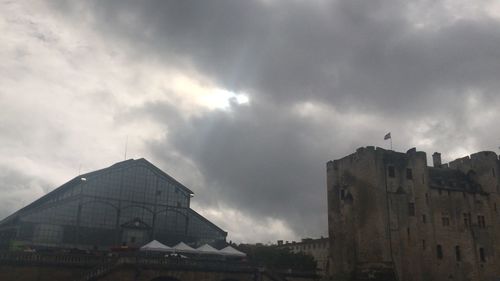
top-left (124, 135), bottom-right (129, 160)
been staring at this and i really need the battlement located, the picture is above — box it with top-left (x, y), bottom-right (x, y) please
top-left (327, 146), bottom-right (427, 168)
top-left (330, 148), bottom-right (499, 170)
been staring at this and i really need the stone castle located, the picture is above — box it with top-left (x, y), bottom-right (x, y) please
top-left (327, 147), bottom-right (500, 281)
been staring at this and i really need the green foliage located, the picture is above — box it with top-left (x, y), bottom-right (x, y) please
top-left (237, 244), bottom-right (317, 271)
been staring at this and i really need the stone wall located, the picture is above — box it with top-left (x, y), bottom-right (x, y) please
top-left (327, 147), bottom-right (500, 281)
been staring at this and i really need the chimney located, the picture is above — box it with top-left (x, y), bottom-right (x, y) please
top-left (432, 152), bottom-right (442, 168)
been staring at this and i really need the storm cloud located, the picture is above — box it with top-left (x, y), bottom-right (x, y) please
top-left (2, 0), bottom-right (500, 242)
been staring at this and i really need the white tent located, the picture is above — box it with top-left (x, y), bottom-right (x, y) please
top-left (219, 245), bottom-right (246, 257)
top-left (172, 242), bottom-right (197, 253)
top-left (140, 240), bottom-right (173, 252)
top-left (196, 244), bottom-right (220, 255)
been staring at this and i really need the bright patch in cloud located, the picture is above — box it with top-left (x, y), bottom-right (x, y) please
top-left (171, 75), bottom-right (249, 110)
top-left (192, 204), bottom-right (296, 244)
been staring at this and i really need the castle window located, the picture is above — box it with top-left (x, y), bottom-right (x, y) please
top-left (422, 240), bottom-right (426, 250)
top-left (388, 166), bottom-right (395, 178)
top-left (477, 215), bottom-right (486, 228)
top-left (340, 189), bottom-right (345, 200)
top-left (437, 245), bottom-right (443, 259)
top-left (464, 213), bottom-right (470, 227)
top-left (408, 203), bottom-right (415, 216)
top-left (442, 217), bottom-right (450, 227)
top-left (425, 193), bottom-right (429, 205)
top-left (455, 246), bottom-right (461, 261)
top-left (406, 168), bottom-right (413, 180)
top-left (422, 214), bottom-right (426, 223)
top-left (493, 168), bottom-right (496, 177)
top-left (479, 248), bottom-right (486, 262)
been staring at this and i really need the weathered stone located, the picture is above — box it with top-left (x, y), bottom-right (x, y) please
top-left (327, 147), bottom-right (500, 281)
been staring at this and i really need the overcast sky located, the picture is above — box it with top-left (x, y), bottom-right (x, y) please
top-left (2, 0), bottom-right (500, 243)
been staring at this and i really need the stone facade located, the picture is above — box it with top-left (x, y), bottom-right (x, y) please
top-left (327, 147), bottom-right (500, 281)
top-left (277, 237), bottom-right (329, 275)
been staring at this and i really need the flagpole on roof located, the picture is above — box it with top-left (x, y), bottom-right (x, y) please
top-left (384, 132), bottom-right (392, 150)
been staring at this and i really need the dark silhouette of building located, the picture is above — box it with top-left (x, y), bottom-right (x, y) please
top-left (0, 158), bottom-right (226, 250)
top-left (327, 147), bottom-right (500, 281)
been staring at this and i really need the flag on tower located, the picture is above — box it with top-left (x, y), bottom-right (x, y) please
top-left (384, 132), bottom-right (391, 140)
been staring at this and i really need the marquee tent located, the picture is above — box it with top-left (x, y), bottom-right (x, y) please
top-left (196, 244), bottom-right (221, 255)
top-left (219, 245), bottom-right (246, 257)
top-left (140, 240), bottom-right (173, 252)
top-left (172, 242), bottom-right (197, 253)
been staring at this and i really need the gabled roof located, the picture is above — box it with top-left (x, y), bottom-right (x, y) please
top-left (132, 158), bottom-right (194, 195)
top-left (188, 208), bottom-right (227, 235)
top-left (0, 158), bottom-right (193, 226)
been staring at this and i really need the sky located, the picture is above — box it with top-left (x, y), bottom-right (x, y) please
top-left (1, 0), bottom-right (500, 244)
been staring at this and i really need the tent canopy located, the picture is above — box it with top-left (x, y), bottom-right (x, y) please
top-left (196, 244), bottom-right (220, 254)
top-left (172, 242), bottom-right (197, 253)
top-left (219, 245), bottom-right (246, 257)
top-left (140, 240), bottom-right (173, 252)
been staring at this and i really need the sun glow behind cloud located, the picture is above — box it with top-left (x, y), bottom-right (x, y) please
top-left (171, 75), bottom-right (250, 110)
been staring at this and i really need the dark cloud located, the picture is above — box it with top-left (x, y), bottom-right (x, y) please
top-left (50, 0), bottom-right (500, 113)
top-left (15, 0), bottom-right (500, 239)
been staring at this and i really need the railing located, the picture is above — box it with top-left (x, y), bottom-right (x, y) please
top-left (0, 251), bottom-right (317, 281)
top-left (76, 257), bottom-right (120, 281)
top-left (75, 255), bottom-right (256, 281)
top-left (0, 251), bottom-right (111, 267)
top-left (0, 251), bottom-right (255, 274)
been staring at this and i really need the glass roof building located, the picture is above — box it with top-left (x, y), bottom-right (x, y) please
top-left (0, 159), bottom-right (227, 250)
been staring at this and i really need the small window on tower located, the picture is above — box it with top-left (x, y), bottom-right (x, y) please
top-left (408, 203), bottom-right (415, 216)
top-left (406, 168), bottom-right (413, 180)
top-left (442, 217), bottom-right (450, 226)
top-left (477, 215), bottom-right (486, 228)
top-left (437, 245), bottom-right (443, 259)
top-left (388, 166), bottom-right (395, 178)
top-left (479, 248), bottom-right (486, 262)
top-left (455, 246), bottom-right (461, 261)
